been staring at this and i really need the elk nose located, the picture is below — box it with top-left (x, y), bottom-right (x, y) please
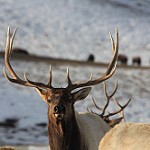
top-left (54, 105), bottom-right (65, 114)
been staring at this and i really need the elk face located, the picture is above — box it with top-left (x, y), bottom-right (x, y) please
top-left (36, 87), bottom-right (91, 122)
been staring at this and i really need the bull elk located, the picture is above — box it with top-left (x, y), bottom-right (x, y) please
top-left (4, 27), bottom-right (129, 150)
top-left (99, 122), bottom-right (150, 150)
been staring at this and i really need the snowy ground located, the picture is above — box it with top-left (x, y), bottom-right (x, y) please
top-left (0, 0), bottom-right (149, 146)
top-left (0, 0), bottom-right (150, 65)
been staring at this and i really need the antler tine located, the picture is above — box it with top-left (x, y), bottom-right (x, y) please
top-left (47, 65), bottom-right (52, 87)
top-left (92, 97), bottom-right (103, 111)
top-left (4, 26), bottom-right (18, 79)
top-left (24, 73), bottom-right (49, 88)
top-left (113, 97), bottom-right (126, 122)
top-left (9, 26), bottom-right (18, 54)
top-left (89, 73), bottom-right (93, 81)
top-left (66, 67), bottom-right (73, 88)
top-left (105, 30), bottom-right (118, 75)
top-left (104, 98), bottom-right (131, 118)
top-left (4, 27), bottom-right (51, 89)
top-left (108, 81), bottom-right (118, 98)
top-left (67, 30), bottom-right (119, 91)
top-left (100, 81), bottom-right (118, 117)
top-left (109, 28), bottom-right (118, 53)
top-left (100, 82), bottom-right (109, 116)
top-left (115, 99), bottom-right (125, 122)
top-left (109, 32), bottom-right (115, 52)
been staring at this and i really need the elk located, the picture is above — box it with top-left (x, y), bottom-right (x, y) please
top-left (118, 54), bottom-right (128, 65)
top-left (132, 56), bottom-right (141, 66)
top-left (4, 27), bottom-right (124, 150)
top-left (87, 54), bottom-right (95, 62)
top-left (11, 47), bottom-right (29, 56)
top-left (99, 122), bottom-right (150, 150)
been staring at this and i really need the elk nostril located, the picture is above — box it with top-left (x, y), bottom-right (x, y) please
top-left (61, 105), bottom-right (65, 112)
top-left (54, 106), bottom-right (59, 113)
top-left (54, 105), bottom-right (66, 114)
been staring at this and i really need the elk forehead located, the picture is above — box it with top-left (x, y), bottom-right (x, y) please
top-left (47, 88), bottom-right (72, 102)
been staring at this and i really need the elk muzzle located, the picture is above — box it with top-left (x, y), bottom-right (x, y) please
top-left (53, 105), bottom-right (66, 120)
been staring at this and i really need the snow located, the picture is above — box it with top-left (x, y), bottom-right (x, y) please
top-left (0, 0), bottom-right (150, 65)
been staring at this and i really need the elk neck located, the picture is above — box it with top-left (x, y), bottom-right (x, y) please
top-left (47, 107), bottom-right (87, 150)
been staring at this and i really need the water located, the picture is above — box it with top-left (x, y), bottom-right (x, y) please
top-left (0, 0), bottom-right (150, 145)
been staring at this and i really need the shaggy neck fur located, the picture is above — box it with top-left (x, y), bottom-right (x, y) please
top-left (48, 108), bottom-right (87, 150)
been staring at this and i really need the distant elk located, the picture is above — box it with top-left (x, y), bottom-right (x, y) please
top-left (132, 56), bottom-right (141, 66)
top-left (12, 47), bottom-right (29, 55)
top-left (117, 54), bottom-right (128, 65)
top-left (87, 54), bottom-right (95, 62)
top-left (4, 27), bottom-right (130, 150)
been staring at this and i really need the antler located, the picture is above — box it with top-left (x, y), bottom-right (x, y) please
top-left (92, 81), bottom-right (131, 121)
top-left (4, 27), bottom-right (119, 91)
top-left (100, 82), bottom-right (118, 117)
top-left (113, 97), bottom-right (125, 122)
top-left (66, 29), bottom-right (119, 91)
top-left (4, 27), bottom-right (52, 89)
top-left (104, 97), bottom-right (131, 119)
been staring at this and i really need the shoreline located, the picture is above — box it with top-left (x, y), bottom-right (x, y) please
top-left (0, 51), bottom-right (149, 70)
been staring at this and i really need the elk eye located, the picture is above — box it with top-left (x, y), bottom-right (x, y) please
top-left (54, 106), bottom-right (59, 113)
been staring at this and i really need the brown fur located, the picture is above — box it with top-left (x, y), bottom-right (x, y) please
top-left (37, 88), bottom-right (91, 150)
top-left (48, 109), bottom-right (86, 150)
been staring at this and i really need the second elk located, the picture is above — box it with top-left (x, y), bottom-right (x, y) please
top-left (99, 122), bottom-right (150, 150)
top-left (4, 27), bottom-right (129, 150)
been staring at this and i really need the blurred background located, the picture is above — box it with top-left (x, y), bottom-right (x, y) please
top-left (0, 0), bottom-right (150, 146)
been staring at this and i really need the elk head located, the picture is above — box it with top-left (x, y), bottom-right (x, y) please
top-left (36, 86), bottom-right (91, 123)
top-left (4, 27), bottom-right (118, 124)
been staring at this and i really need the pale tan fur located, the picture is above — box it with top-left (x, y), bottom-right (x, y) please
top-left (0, 147), bottom-right (15, 150)
top-left (99, 122), bottom-right (150, 150)
top-left (76, 112), bottom-right (110, 150)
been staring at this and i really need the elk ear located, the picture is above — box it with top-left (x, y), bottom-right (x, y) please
top-left (35, 88), bottom-right (48, 102)
top-left (72, 87), bottom-right (91, 102)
